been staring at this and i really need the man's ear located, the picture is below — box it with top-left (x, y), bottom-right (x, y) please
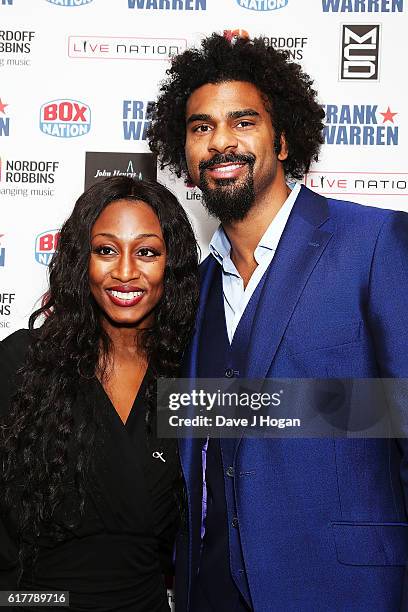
top-left (277, 133), bottom-right (289, 161)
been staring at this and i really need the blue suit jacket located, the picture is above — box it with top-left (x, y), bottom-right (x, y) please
top-left (176, 186), bottom-right (408, 612)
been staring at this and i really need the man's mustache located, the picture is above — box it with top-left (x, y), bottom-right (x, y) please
top-left (199, 153), bottom-right (255, 171)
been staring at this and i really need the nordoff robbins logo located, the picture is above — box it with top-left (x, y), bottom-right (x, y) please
top-left (45, 0), bottom-right (93, 6)
top-left (236, 0), bottom-right (288, 10)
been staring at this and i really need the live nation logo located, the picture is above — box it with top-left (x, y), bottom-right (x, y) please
top-left (304, 171), bottom-right (408, 197)
top-left (84, 151), bottom-right (157, 190)
top-left (68, 36), bottom-right (186, 61)
top-left (340, 24), bottom-right (380, 80)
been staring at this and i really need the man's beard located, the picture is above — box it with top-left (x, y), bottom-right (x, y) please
top-left (198, 153), bottom-right (256, 225)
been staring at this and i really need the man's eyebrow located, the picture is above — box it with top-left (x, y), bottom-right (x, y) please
top-left (186, 113), bottom-right (212, 125)
top-left (186, 109), bottom-right (260, 125)
top-left (227, 109), bottom-right (260, 119)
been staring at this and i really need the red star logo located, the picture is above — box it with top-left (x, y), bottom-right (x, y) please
top-left (0, 98), bottom-right (8, 114)
top-left (380, 106), bottom-right (398, 124)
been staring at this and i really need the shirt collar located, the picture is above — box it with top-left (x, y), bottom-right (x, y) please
top-left (209, 182), bottom-right (301, 267)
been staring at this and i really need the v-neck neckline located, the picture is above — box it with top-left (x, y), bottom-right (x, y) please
top-left (95, 367), bottom-right (150, 428)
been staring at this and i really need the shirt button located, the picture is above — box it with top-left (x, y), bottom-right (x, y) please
top-left (232, 517), bottom-right (239, 529)
top-left (226, 466), bottom-right (235, 478)
top-left (225, 368), bottom-right (234, 378)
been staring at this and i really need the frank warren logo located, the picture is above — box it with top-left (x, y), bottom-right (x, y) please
top-left (68, 36), bottom-right (186, 60)
top-left (45, 0), bottom-right (94, 6)
top-left (322, 0), bottom-right (403, 11)
top-left (127, 0), bottom-right (206, 9)
top-left (236, 0), bottom-right (288, 10)
top-left (40, 99), bottom-right (91, 138)
top-left (35, 230), bottom-right (60, 266)
top-left (340, 25), bottom-right (380, 79)
top-left (323, 104), bottom-right (398, 145)
top-left (0, 234), bottom-right (5, 267)
top-left (84, 152), bottom-right (157, 190)
top-left (123, 100), bottom-right (153, 140)
top-left (0, 98), bottom-right (9, 137)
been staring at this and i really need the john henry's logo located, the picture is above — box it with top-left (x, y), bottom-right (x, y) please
top-left (45, 0), bottom-right (94, 6)
top-left (40, 100), bottom-right (91, 138)
top-left (0, 293), bottom-right (15, 316)
top-left (236, 0), bottom-right (288, 10)
top-left (341, 25), bottom-right (380, 79)
top-left (84, 151), bottom-right (157, 190)
top-left (93, 160), bottom-right (144, 180)
top-left (0, 234), bottom-right (5, 267)
top-left (123, 100), bottom-right (154, 140)
top-left (35, 230), bottom-right (60, 266)
top-left (323, 105), bottom-right (398, 145)
top-left (127, 0), bottom-right (206, 9)
top-left (322, 0), bottom-right (402, 11)
top-left (0, 98), bottom-right (9, 137)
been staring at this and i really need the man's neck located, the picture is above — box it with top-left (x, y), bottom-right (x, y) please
top-left (223, 182), bottom-right (291, 286)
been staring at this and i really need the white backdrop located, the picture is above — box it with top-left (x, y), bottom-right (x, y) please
top-left (1, 0), bottom-right (407, 337)
top-left (0, 1), bottom-right (407, 608)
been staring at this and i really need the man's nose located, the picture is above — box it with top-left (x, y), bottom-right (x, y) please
top-left (208, 125), bottom-right (238, 154)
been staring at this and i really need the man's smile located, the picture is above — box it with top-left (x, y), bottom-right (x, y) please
top-left (205, 162), bottom-right (247, 180)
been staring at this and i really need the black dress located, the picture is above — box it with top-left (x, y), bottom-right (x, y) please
top-left (0, 329), bottom-right (179, 612)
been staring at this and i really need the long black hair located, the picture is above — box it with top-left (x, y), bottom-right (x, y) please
top-left (0, 176), bottom-right (199, 579)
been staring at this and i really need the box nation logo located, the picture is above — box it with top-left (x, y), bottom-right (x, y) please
top-left (40, 99), bottom-right (91, 138)
top-left (35, 230), bottom-right (60, 266)
top-left (45, 0), bottom-right (94, 6)
top-left (236, 0), bottom-right (288, 10)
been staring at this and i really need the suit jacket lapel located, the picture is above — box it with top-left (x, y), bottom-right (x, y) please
top-left (178, 256), bottom-right (219, 602)
top-left (182, 255), bottom-right (218, 379)
top-left (179, 254), bottom-right (218, 485)
top-left (246, 186), bottom-right (334, 379)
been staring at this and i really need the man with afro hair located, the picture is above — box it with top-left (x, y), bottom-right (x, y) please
top-left (149, 33), bottom-right (408, 612)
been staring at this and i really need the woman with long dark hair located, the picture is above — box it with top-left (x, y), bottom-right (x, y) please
top-left (0, 176), bottom-right (199, 611)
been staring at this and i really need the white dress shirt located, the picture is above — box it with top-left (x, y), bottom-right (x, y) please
top-left (209, 182), bottom-right (301, 343)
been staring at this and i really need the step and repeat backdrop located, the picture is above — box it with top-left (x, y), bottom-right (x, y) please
top-left (0, 0), bottom-right (406, 340)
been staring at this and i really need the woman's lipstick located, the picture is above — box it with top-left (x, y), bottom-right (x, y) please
top-left (106, 286), bottom-right (145, 307)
